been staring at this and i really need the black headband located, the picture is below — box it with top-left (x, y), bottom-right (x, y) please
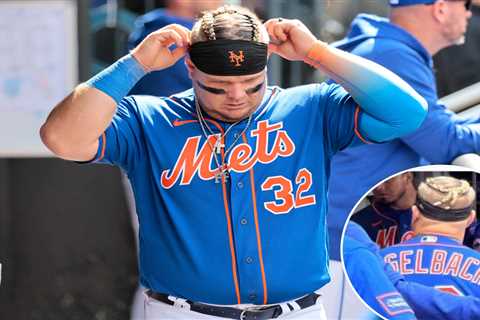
top-left (416, 196), bottom-right (473, 222)
top-left (189, 39), bottom-right (268, 76)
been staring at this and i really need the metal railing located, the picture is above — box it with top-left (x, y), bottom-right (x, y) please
top-left (439, 81), bottom-right (480, 113)
top-left (439, 81), bottom-right (480, 170)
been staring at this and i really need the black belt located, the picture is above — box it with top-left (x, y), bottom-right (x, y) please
top-left (147, 291), bottom-right (320, 320)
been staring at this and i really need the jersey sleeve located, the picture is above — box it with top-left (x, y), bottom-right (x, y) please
top-left (397, 280), bottom-right (480, 320)
top-left (322, 84), bottom-right (371, 156)
top-left (343, 236), bottom-right (416, 320)
top-left (89, 96), bottom-right (145, 172)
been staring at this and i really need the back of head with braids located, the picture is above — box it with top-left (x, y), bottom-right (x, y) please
top-left (190, 5), bottom-right (268, 45)
top-left (417, 176), bottom-right (475, 211)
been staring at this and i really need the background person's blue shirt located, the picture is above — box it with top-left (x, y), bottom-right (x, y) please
top-left (127, 9), bottom-right (194, 96)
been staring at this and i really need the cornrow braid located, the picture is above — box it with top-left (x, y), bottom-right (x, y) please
top-left (191, 5), bottom-right (266, 44)
top-left (201, 12), bottom-right (216, 40)
top-left (245, 13), bottom-right (259, 42)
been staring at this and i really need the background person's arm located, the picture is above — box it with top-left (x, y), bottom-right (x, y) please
top-left (363, 48), bottom-right (480, 162)
top-left (40, 24), bottom-right (190, 161)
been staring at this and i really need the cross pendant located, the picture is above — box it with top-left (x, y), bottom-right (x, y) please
top-left (213, 138), bottom-right (225, 154)
top-left (215, 169), bottom-right (229, 183)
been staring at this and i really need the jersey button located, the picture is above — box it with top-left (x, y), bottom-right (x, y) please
top-left (245, 256), bottom-right (254, 264)
top-left (234, 133), bottom-right (240, 139)
top-left (240, 218), bottom-right (248, 225)
top-left (248, 293), bottom-right (257, 301)
top-left (237, 181), bottom-right (244, 189)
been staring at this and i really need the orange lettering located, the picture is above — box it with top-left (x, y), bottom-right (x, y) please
top-left (384, 253), bottom-right (399, 272)
top-left (228, 143), bottom-right (253, 172)
top-left (459, 257), bottom-right (479, 281)
top-left (399, 250), bottom-right (414, 275)
top-left (295, 168), bottom-right (316, 208)
top-left (376, 226), bottom-right (397, 248)
top-left (430, 250), bottom-right (447, 274)
top-left (161, 135), bottom-right (216, 188)
top-left (261, 176), bottom-right (295, 214)
top-left (252, 121), bottom-right (284, 164)
top-left (414, 250), bottom-right (428, 274)
top-left (444, 253), bottom-right (463, 277)
top-left (161, 120), bottom-right (297, 188)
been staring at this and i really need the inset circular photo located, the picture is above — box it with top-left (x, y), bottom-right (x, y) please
top-left (341, 165), bottom-right (480, 320)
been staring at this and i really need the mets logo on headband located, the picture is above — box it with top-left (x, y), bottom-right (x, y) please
top-left (228, 50), bottom-right (244, 67)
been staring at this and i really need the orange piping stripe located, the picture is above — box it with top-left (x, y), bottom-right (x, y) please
top-left (221, 174), bottom-right (242, 304)
top-left (242, 133), bottom-right (268, 304)
top-left (208, 120), bottom-right (241, 304)
top-left (97, 132), bottom-right (106, 161)
top-left (353, 106), bottom-right (371, 144)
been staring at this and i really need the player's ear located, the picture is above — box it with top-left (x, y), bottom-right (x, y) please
top-left (431, 0), bottom-right (448, 24)
top-left (411, 205), bottom-right (421, 226)
top-left (405, 172), bottom-right (413, 182)
top-left (467, 210), bottom-right (477, 226)
top-left (185, 57), bottom-right (195, 79)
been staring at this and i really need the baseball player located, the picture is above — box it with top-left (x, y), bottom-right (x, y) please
top-left (345, 220), bottom-right (480, 320)
top-left (40, 5), bottom-right (427, 319)
top-left (353, 172), bottom-right (416, 248)
top-left (381, 176), bottom-right (480, 298)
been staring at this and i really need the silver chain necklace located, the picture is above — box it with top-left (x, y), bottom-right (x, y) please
top-left (195, 98), bottom-right (253, 183)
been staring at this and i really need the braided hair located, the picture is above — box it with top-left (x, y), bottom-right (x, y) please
top-left (191, 5), bottom-right (266, 44)
top-left (417, 176), bottom-right (475, 210)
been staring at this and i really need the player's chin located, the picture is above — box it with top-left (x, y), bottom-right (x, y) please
top-left (221, 107), bottom-right (254, 122)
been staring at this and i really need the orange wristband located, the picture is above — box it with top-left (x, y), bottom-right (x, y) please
top-left (304, 41), bottom-right (329, 67)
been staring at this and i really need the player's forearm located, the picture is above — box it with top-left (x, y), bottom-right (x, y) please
top-left (305, 42), bottom-right (428, 142)
top-left (40, 54), bottom-right (147, 161)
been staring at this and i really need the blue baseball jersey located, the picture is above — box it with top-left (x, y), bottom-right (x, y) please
top-left (344, 222), bottom-right (416, 319)
top-left (327, 13), bottom-right (480, 261)
top-left (347, 222), bottom-right (480, 319)
top-left (89, 84), bottom-right (366, 304)
top-left (127, 9), bottom-right (193, 96)
top-left (381, 234), bottom-right (480, 297)
top-left (352, 200), bottom-right (414, 248)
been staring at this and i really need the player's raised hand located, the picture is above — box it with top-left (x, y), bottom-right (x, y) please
top-left (264, 18), bottom-right (318, 62)
top-left (131, 24), bottom-right (190, 71)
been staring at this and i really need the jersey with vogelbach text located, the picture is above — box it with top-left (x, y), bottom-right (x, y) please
top-left (381, 234), bottom-right (480, 297)
top-left (90, 84), bottom-right (365, 305)
top-left (352, 201), bottom-right (414, 248)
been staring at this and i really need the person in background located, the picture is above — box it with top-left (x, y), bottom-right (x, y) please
top-left (127, 0), bottom-right (223, 96)
top-left (345, 219), bottom-right (480, 319)
top-left (352, 172), bottom-right (417, 248)
top-left (381, 176), bottom-right (480, 297)
top-left (434, 0), bottom-right (480, 96)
